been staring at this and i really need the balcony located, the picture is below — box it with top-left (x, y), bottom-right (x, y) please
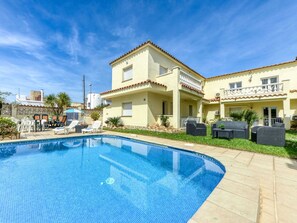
top-left (223, 83), bottom-right (284, 98)
top-left (179, 71), bottom-right (202, 92)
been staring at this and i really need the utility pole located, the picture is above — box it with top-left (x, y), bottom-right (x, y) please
top-left (83, 75), bottom-right (86, 109)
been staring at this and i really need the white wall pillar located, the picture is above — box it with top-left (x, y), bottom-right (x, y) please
top-left (197, 99), bottom-right (202, 122)
top-left (282, 79), bottom-right (291, 130)
top-left (172, 67), bottom-right (181, 128)
top-left (220, 103), bottom-right (225, 118)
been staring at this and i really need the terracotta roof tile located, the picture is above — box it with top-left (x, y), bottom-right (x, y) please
top-left (207, 97), bottom-right (220, 102)
top-left (290, 89), bottom-right (297, 93)
top-left (207, 60), bottom-right (297, 80)
top-left (100, 80), bottom-right (167, 95)
top-left (180, 83), bottom-right (204, 95)
top-left (221, 93), bottom-right (287, 101)
top-left (109, 40), bottom-right (205, 79)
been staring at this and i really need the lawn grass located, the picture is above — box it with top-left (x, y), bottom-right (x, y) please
top-left (105, 127), bottom-right (297, 158)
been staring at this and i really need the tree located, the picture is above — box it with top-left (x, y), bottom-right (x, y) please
top-left (44, 92), bottom-right (71, 115)
top-left (56, 92), bottom-right (71, 115)
top-left (0, 91), bottom-right (11, 116)
top-left (90, 111), bottom-right (100, 121)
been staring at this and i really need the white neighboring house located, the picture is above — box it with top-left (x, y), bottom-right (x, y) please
top-left (16, 90), bottom-right (44, 106)
top-left (87, 93), bottom-right (109, 109)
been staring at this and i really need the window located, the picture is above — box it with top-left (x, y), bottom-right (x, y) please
top-left (123, 66), bottom-right (133, 81)
top-left (159, 65), bottom-right (168, 76)
top-left (262, 77), bottom-right (278, 85)
top-left (229, 82), bottom-right (242, 89)
top-left (261, 76), bottom-right (278, 91)
top-left (122, 102), bottom-right (132, 116)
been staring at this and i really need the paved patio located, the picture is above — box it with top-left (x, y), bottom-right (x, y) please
top-left (1, 130), bottom-right (297, 223)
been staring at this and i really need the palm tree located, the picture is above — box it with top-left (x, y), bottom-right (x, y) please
top-left (45, 94), bottom-right (58, 115)
top-left (56, 92), bottom-right (71, 115)
top-left (44, 92), bottom-right (71, 115)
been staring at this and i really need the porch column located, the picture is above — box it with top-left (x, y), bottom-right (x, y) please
top-left (220, 103), bottom-right (225, 118)
top-left (197, 99), bottom-right (202, 122)
top-left (172, 67), bottom-right (181, 128)
top-left (282, 79), bottom-right (291, 130)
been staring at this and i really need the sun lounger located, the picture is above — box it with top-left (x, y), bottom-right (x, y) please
top-left (82, 121), bottom-right (102, 134)
top-left (53, 120), bottom-right (79, 135)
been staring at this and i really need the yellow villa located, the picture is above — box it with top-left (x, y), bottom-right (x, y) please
top-left (101, 41), bottom-right (297, 130)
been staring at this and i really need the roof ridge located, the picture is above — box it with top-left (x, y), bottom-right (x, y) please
top-left (109, 40), bottom-right (205, 79)
top-left (207, 60), bottom-right (297, 80)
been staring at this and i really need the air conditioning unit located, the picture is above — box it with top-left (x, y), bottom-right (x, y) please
top-left (292, 115), bottom-right (297, 121)
top-left (215, 110), bottom-right (220, 116)
top-left (215, 93), bottom-right (220, 97)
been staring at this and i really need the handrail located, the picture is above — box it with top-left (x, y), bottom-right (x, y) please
top-left (223, 83), bottom-right (283, 97)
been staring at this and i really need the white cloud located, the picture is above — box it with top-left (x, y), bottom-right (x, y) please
top-left (0, 29), bottom-right (43, 50)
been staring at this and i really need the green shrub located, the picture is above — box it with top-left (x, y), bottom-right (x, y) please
top-left (107, 117), bottom-right (123, 127)
top-left (90, 111), bottom-right (100, 121)
top-left (160, 115), bottom-right (170, 127)
top-left (0, 117), bottom-right (17, 139)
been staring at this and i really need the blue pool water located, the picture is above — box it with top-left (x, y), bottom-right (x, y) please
top-left (0, 135), bottom-right (225, 223)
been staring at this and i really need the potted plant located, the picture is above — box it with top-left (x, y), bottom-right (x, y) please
top-left (218, 123), bottom-right (225, 130)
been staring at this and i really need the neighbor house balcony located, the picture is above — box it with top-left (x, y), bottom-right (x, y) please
top-left (221, 83), bottom-right (286, 101)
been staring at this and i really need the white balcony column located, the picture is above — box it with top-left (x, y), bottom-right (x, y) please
top-left (220, 103), bottom-right (225, 118)
top-left (172, 67), bottom-right (181, 128)
top-left (282, 79), bottom-right (291, 129)
top-left (197, 99), bottom-right (202, 122)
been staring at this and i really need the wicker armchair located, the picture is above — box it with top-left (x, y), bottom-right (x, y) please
top-left (186, 121), bottom-right (207, 136)
top-left (251, 124), bottom-right (285, 147)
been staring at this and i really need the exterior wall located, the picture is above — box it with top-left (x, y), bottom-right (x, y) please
top-left (203, 104), bottom-right (220, 121)
top-left (291, 99), bottom-right (297, 116)
top-left (204, 62), bottom-right (297, 99)
top-left (148, 47), bottom-right (204, 85)
top-left (147, 92), bottom-right (173, 126)
top-left (148, 47), bottom-right (179, 81)
top-left (103, 92), bottom-right (148, 127)
top-left (111, 47), bottom-right (149, 89)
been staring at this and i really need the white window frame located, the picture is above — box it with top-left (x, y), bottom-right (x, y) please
top-left (261, 76), bottom-right (278, 85)
top-left (122, 102), bottom-right (132, 117)
top-left (229, 81), bottom-right (242, 89)
top-left (159, 65), bottom-right (168, 76)
top-left (122, 66), bottom-right (133, 82)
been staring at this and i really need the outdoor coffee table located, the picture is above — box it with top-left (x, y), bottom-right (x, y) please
top-left (212, 128), bottom-right (234, 140)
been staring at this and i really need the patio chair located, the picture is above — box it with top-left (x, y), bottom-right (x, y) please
top-left (53, 120), bottom-right (79, 135)
top-left (251, 124), bottom-right (285, 147)
top-left (57, 115), bottom-right (67, 127)
top-left (186, 120), bottom-right (207, 136)
top-left (82, 121), bottom-right (102, 134)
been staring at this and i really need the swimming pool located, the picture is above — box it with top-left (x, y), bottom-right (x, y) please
top-left (0, 135), bottom-right (225, 223)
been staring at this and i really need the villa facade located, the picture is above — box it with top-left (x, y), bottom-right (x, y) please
top-left (101, 41), bottom-right (297, 129)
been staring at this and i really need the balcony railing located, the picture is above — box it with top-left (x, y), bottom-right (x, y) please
top-left (223, 83), bottom-right (283, 97)
top-left (179, 71), bottom-right (202, 92)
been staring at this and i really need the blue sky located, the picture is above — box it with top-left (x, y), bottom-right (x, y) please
top-left (0, 0), bottom-right (297, 102)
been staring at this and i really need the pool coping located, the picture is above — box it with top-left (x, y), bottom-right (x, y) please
top-left (0, 131), bottom-right (261, 223)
